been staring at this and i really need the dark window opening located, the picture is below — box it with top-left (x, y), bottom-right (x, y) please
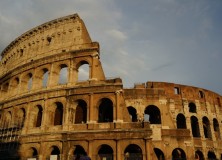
top-left (124, 144), bottom-right (143, 160)
top-left (203, 116), bottom-right (212, 139)
top-left (98, 144), bottom-right (113, 160)
top-left (189, 102), bottom-right (197, 113)
top-left (98, 98), bottom-right (113, 123)
top-left (73, 145), bottom-right (87, 156)
top-left (213, 118), bottom-right (221, 139)
top-left (208, 151), bottom-right (216, 159)
top-left (176, 114), bottom-right (187, 129)
top-left (154, 148), bottom-right (165, 160)
top-left (199, 91), bottom-right (204, 98)
top-left (54, 102), bottom-right (63, 125)
top-left (174, 87), bottom-right (180, 95)
top-left (36, 106), bottom-right (43, 127)
top-left (75, 100), bottom-right (87, 124)
top-left (195, 150), bottom-right (204, 160)
top-left (172, 148), bottom-right (186, 160)
top-left (144, 105), bottom-right (161, 124)
top-left (127, 106), bottom-right (138, 122)
top-left (191, 116), bottom-right (201, 137)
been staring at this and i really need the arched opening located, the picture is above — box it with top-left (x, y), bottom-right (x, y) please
top-left (5, 111), bottom-right (12, 127)
top-left (27, 147), bottom-right (38, 158)
top-left (213, 118), bottom-right (220, 139)
top-left (203, 116), bottom-right (212, 139)
top-left (73, 145), bottom-right (87, 157)
top-left (27, 73), bottom-right (33, 91)
top-left (42, 68), bottom-right (49, 88)
top-left (154, 148), bottom-right (165, 160)
top-left (172, 148), bottom-right (186, 160)
top-left (144, 105), bottom-right (161, 124)
top-left (2, 82), bottom-right (9, 92)
top-left (17, 108), bottom-right (26, 127)
top-left (58, 64), bottom-right (68, 84)
top-left (195, 150), bottom-right (204, 160)
top-left (54, 102), bottom-right (63, 126)
top-left (124, 144), bottom-right (143, 160)
top-left (176, 113), bottom-right (187, 129)
top-left (127, 106), bottom-right (137, 122)
top-left (189, 102), bottom-right (197, 113)
top-left (98, 144), bottom-right (113, 160)
top-left (50, 146), bottom-right (60, 160)
top-left (77, 61), bottom-right (90, 81)
top-left (98, 98), bottom-right (113, 123)
top-left (75, 100), bottom-right (87, 124)
top-left (191, 116), bottom-right (201, 137)
top-left (10, 77), bottom-right (19, 95)
top-left (36, 105), bottom-right (43, 127)
top-left (207, 151), bottom-right (216, 160)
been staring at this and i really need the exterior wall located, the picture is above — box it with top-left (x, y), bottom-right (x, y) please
top-left (0, 13), bottom-right (221, 160)
top-left (0, 14), bottom-right (152, 160)
top-left (124, 82), bottom-right (222, 159)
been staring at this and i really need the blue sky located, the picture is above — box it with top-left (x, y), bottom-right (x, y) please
top-left (0, 0), bottom-right (222, 94)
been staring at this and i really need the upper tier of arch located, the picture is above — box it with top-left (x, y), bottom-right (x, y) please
top-left (0, 13), bottom-right (98, 77)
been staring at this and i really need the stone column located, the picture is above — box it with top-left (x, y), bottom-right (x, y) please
top-left (88, 93), bottom-right (95, 123)
top-left (115, 90), bottom-right (123, 122)
top-left (116, 140), bottom-right (121, 160)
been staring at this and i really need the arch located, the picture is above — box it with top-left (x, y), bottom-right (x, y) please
top-left (27, 147), bottom-right (38, 158)
top-left (190, 116), bottom-right (201, 137)
top-left (75, 100), bottom-right (87, 124)
top-left (98, 98), bottom-right (113, 123)
top-left (127, 106), bottom-right (138, 122)
top-left (54, 102), bottom-right (63, 125)
top-left (17, 108), bottom-right (26, 127)
top-left (144, 105), bottom-right (161, 124)
top-left (77, 61), bottom-right (90, 81)
top-left (58, 64), bottom-right (68, 84)
top-left (5, 111), bottom-right (12, 127)
top-left (73, 145), bottom-right (87, 156)
top-left (42, 68), bottom-right (49, 88)
top-left (213, 118), bottom-right (221, 139)
top-left (36, 105), bottom-right (43, 127)
top-left (50, 146), bottom-right (60, 159)
top-left (10, 77), bottom-right (19, 95)
top-left (21, 73), bottom-right (33, 91)
top-left (154, 148), bottom-right (165, 160)
top-left (27, 73), bottom-right (33, 91)
top-left (176, 113), bottom-right (187, 129)
top-left (172, 148), bottom-right (186, 160)
top-left (124, 144), bottom-right (143, 160)
top-left (207, 151), bottom-right (216, 159)
top-left (98, 144), bottom-right (113, 160)
top-left (202, 116), bottom-right (212, 139)
top-left (188, 102), bottom-right (197, 113)
top-left (195, 150), bottom-right (204, 160)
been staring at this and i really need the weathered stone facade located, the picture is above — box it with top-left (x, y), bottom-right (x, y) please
top-left (0, 14), bottom-right (221, 160)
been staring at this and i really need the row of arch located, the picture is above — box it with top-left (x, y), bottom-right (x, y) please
top-left (25, 144), bottom-right (219, 160)
top-left (127, 105), bottom-right (221, 139)
top-left (0, 60), bottom-right (90, 97)
top-left (0, 98), bottom-right (114, 129)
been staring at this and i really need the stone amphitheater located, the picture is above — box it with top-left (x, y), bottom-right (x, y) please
top-left (0, 14), bottom-right (221, 160)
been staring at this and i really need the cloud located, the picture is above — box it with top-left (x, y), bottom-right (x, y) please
top-left (0, 0), bottom-right (222, 94)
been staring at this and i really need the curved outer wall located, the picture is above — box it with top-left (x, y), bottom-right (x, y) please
top-left (0, 14), bottom-right (221, 160)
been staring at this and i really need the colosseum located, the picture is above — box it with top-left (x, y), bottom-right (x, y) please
top-left (0, 13), bottom-right (221, 160)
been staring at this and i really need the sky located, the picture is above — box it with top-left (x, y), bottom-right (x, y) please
top-left (0, 0), bottom-right (222, 95)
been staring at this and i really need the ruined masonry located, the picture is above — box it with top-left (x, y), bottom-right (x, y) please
top-left (0, 14), bottom-right (221, 160)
